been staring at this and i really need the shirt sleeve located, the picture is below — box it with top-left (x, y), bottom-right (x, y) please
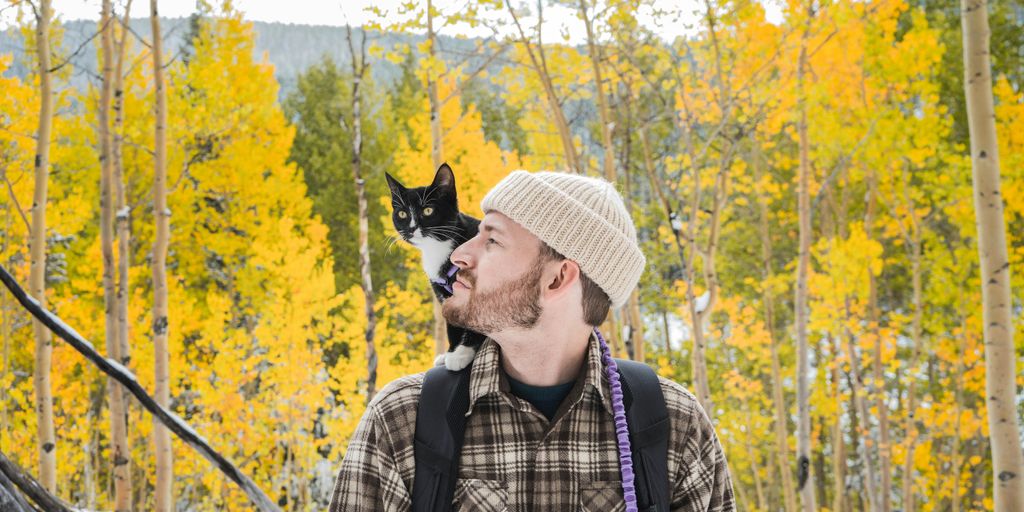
top-left (328, 406), bottom-right (412, 512)
top-left (670, 405), bottom-right (736, 512)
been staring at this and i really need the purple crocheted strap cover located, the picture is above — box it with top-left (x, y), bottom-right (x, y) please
top-left (431, 265), bottom-right (459, 294)
top-left (594, 327), bottom-right (639, 512)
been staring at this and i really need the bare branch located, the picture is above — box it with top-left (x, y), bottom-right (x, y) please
top-left (0, 450), bottom-right (71, 511)
top-left (0, 264), bottom-right (283, 512)
top-left (1, 169), bottom-right (31, 234)
top-left (47, 15), bottom-right (115, 73)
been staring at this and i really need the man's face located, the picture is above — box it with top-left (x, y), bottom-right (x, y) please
top-left (442, 212), bottom-right (548, 334)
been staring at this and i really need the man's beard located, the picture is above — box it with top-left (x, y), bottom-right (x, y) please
top-left (442, 261), bottom-right (544, 334)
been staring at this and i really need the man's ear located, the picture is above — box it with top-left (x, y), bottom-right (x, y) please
top-left (544, 259), bottom-right (580, 298)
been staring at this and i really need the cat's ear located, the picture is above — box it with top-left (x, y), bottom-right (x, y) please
top-left (432, 163), bottom-right (455, 193)
top-left (384, 172), bottom-right (404, 196)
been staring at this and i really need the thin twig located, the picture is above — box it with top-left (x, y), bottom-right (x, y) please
top-left (47, 16), bottom-right (115, 73)
top-left (1, 168), bottom-right (30, 233)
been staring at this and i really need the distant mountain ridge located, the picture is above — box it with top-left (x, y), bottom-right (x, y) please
top-left (0, 17), bottom-right (489, 99)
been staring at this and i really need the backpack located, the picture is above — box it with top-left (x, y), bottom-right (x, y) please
top-left (411, 359), bottom-right (670, 512)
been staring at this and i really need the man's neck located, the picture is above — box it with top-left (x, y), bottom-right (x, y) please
top-left (489, 320), bottom-right (593, 387)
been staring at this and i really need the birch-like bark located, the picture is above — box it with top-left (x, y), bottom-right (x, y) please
top-left (99, 1), bottom-right (132, 509)
top-left (505, 0), bottom-right (580, 174)
top-left (578, 0), bottom-right (633, 359)
top-left (150, 1), bottom-right (173, 509)
top-left (114, 0), bottom-right (134, 377)
top-left (883, 163), bottom-right (922, 511)
top-left (346, 25), bottom-right (378, 403)
top-left (842, 321), bottom-right (880, 511)
top-left (112, 2), bottom-right (135, 498)
top-left (960, 1), bottom-right (1024, 507)
top-left (794, 8), bottom-right (816, 508)
top-left (830, 336), bottom-right (846, 512)
top-left (864, 167), bottom-right (891, 512)
top-left (743, 400), bottom-right (766, 510)
top-left (425, 0), bottom-right (450, 360)
top-left (30, 0), bottom-right (57, 492)
top-left (579, 0), bottom-right (614, 184)
top-left (753, 141), bottom-right (798, 512)
top-left (951, 312), bottom-right (967, 512)
top-left (619, 83), bottom-right (644, 363)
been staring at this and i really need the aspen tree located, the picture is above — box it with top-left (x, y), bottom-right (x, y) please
top-left (29, 0), bottom-right (57, 492)
top-left (149, 0), bottom-right (173, 509)
top-left (344, 24), bottom-right (378, 403)
top-left (960, 0), bottom-right (1024, 507)
top-left (97, 0), bottom-right (131, 508)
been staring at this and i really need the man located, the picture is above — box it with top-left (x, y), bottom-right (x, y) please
top-left (329, 170), bottom-right (735, 511)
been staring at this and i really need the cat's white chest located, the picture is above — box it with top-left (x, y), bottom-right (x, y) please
top-left (410, 230), bottom-right (456, 280)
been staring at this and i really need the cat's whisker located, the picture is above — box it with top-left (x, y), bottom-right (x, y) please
top-left (427, 227), bottom-right (462, 240)
top-left (428, 225), bottom-right (458, 234)
top-left (383, 234), bottom-right (405, 255)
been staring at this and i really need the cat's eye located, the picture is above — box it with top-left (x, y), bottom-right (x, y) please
top-left (423, 207), bottom-right (434, 216)
top-left (397, 211), bottom-right (407, 219)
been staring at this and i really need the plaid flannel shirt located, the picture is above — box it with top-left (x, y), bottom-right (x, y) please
top-left (329, 334), bottom-right (735, 511)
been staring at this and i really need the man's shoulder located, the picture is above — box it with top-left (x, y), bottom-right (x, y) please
top-left (359, 372), bottom-right (428, 459)
top-left (368, 372), bottom-right (426, 415)
top-left (655, 376), bottom-right (716, 437)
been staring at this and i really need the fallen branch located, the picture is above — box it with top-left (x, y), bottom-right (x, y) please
top-left (0, 263), bottom-right (281, 512)
top-left (0, 450), bottom-right (68, 512)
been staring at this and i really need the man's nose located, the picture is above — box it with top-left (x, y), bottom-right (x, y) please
top-left (450, 239), bottom-right (474, 269)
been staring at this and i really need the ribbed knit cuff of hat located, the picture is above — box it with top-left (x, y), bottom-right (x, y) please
top-left (480, 170), bottom-right (645, 310)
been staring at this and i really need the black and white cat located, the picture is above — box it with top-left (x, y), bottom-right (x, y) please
top-left (385, 163), bottom-right (487, 371)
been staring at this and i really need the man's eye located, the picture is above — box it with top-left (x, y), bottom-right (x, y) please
top-left (487, 238), bottom-right (497, 245)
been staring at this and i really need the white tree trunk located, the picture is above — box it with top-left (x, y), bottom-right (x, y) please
top-left (426, 0), bottom-right (449, 360)
top-left (794, 12), bottom-right (817, 509)
top-left (99, 2), bottom-right (132, 509)
top-left (753, 142), bottom-right (798, 512)
top-left (346, 26), bottom-right (378, 403)
top-left (150, 1), bottom-right (173, 509)
top-left (960, 0), bottom-right (1024, 507)
top-left (30, 0), bottom-right (57, 493)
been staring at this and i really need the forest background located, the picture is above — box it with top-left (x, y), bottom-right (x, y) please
top-left (0, 0), bottom-right (1022, 510)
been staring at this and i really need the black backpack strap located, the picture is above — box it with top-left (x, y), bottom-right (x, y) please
top-left (616, 358), bottom-right (671, 512)
top-left (412, 359), bottom-right (669, 512)
top-left (412, 365), bottom-right (472, 512)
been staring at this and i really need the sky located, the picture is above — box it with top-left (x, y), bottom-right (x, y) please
top-left (1, 0), bottom-right (784, 45)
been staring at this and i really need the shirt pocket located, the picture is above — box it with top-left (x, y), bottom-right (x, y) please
top-left (580, 481), bottom-right (627, 512)
top-left (452, 478), bottom-right (508, 512)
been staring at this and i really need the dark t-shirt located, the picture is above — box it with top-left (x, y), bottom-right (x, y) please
top-left (505, 372), bottom-right (576, 421)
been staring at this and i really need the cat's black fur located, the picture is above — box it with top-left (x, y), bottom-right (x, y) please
top-left (385, 163), bottom-right (487, 370)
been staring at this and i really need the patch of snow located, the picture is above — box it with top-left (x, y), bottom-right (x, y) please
top-left (105, 358), bottom-right (137, 382)
top-left (43, 310), bottom-right (94, 351)
top-left (669, 212), bottom-right (682, 232)
top-left (165, 410), bottom-right (210, 447)
top-left (694, 291), bottom-right (710, 314)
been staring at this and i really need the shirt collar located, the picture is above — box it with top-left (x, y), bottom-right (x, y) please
top-left (465, 331), bottom-right (614, 417)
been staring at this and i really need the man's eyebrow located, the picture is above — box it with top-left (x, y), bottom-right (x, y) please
top-left (480, 223), bottom-right (505, 235)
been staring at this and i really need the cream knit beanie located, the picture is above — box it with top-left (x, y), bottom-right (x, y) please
top-left (480, 170), bottom-right (645, 310)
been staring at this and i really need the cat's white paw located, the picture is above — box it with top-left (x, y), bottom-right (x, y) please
top-left (444, 345), bottom-right (477, 371)
top-left (434, 354), bottom-right (447, 367)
